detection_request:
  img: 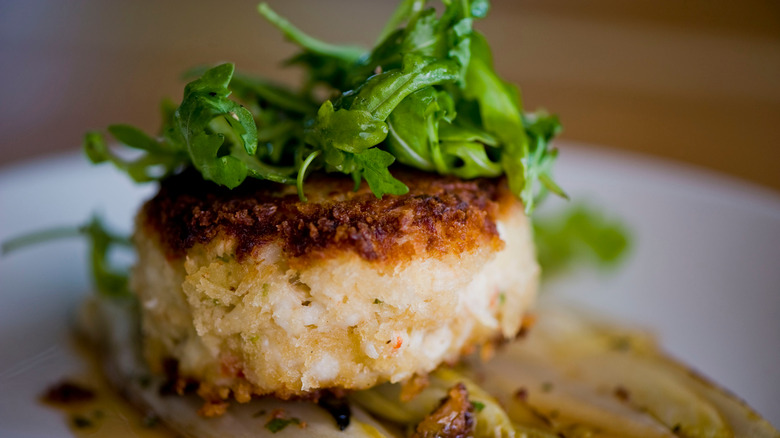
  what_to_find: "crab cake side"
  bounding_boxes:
[132,169,539,404]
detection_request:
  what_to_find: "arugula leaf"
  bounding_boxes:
[2,216,133,298]
[533,204,631,277]
[385,87,452,172]
[304,54,458,194]
[184,66,316,116]
[339,54,459,120]
[352,148,410,198]
[375,0,428,45]
[170,63,259,188]
[440,141,502,179]
[304,100,389,155]
[522,112,567,205]
[83,126,187,183]
[257,3,364,63]
[88,0,565,212]
[258,3,364,93]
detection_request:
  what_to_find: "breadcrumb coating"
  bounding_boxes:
[131,170,539,405]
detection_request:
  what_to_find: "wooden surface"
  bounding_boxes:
[0,0,778,191]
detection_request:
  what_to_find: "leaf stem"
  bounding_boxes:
[297,150,321,202]
[258,3,365,62]
[2,226,83,255]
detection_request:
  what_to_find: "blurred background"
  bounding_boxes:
[0,0,778,191]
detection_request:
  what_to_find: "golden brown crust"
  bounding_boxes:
[141,168,510,264]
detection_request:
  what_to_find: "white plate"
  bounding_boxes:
[0,144,778,435]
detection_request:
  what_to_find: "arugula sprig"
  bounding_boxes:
[86,0,564,212]
[533,204,631,277]
[2,216,133,298]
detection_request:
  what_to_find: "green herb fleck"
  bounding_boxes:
[138,375,152,388]
[611,336,633,352]
[141,413,160,428]
[71,414,93,429]
[373,299,383,304]
[265,417,301,433]
[472,400,486,412]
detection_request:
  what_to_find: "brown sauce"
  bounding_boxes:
[40,338,176,438]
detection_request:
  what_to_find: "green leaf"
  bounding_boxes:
[470,0,491,18]
[83,216,133,299]
[352,148,409,198]
[401,8,448,59]
[440,140,502,178]
[258,3,364,63]
[264,417,301,433]
[305,100,389,154]
[533,204,631,277]
[1,216,133,299]
[2,226,82,255]
[458,31,565,212]
[85,0,564,211]
[173,63,291,188]
[107,125,165,153]
[343,54,459,120]
[522,112,567,205]
[464,57,524,133]
[385,87,449,172]
[82,131,185,183]
[185,66,316,115]
[438,120,498,146]
[375,0,428,45]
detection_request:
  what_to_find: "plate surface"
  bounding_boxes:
[1,144,778,435]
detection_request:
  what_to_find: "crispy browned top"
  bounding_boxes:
[141,168,513,263]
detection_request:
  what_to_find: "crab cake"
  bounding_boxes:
[131,168,539,406]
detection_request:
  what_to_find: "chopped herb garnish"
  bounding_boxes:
[141,412,160,428]
[71,414,94,429]
[137,375,152,388]
[472,400,486,412]
[265,417,301,433]
[611,336,633,352]
[373,298,383,304]
[85,0,563,212]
